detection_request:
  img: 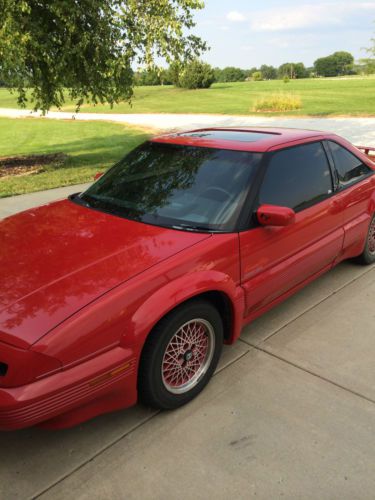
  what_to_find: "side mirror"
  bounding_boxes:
[93,172,104,181]
[257,204,296,227]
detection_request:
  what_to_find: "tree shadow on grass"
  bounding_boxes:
[36,132,151,171]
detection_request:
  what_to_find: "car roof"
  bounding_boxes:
[151,127,330,153]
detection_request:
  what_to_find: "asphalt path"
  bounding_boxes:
[1,107,375,145]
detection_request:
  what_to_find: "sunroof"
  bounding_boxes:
[179,130,278,143]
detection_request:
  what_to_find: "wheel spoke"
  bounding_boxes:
[161,318,215,394]
[368,218,375,254]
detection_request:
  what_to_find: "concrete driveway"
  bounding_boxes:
[1,189,375,500]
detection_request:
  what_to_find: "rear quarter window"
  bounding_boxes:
[328,141,372,188]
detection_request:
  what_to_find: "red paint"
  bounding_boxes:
[257,205,296,227]
[0,127,374,430]
[0,200,209,348]
[152,127,325,153]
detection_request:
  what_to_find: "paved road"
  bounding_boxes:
[1,189,375,499]
[1,107,375,145]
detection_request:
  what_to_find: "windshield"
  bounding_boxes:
[78,142,262,232]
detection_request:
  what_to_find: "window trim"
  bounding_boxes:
[322,141,340,192]
[326,140,374,191]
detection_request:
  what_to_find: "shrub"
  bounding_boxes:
[253,93,302,112]
[178,60,215,89]
[252,71,262,81]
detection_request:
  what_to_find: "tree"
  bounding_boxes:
[360,59,375,75]
[164,62,181,86]
[247,67,258,76]
[260,65,277,80]
[135,69,161,86]
[360,30,375,75]
[159,68,174,86]
[367,33,375,57]
[332,51,354,75]
[314,51,354,77]
[278,62,307,79]
[213,67,222,82]
[178,60,215,89]
[217,67,247,82]
[314,56,338,77]
[0,0,206,111]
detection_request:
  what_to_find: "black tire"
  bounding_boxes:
[356,214,375,265]
[138,300,223,410]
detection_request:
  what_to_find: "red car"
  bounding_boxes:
[0,128,374,430]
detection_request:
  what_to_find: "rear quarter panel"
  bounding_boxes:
[327,135,375,259]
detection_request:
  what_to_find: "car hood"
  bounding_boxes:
[0,199,210,348]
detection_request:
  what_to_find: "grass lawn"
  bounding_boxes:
[1,77,375,116]
[0,117,151,198]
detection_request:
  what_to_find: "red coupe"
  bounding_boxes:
[0,128,374,430]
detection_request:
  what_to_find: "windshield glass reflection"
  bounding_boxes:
[79,142,262,232]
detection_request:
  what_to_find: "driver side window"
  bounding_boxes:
[259,142,333,212]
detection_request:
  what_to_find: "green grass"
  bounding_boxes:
[1,76,375,116]
[0,118,151,198]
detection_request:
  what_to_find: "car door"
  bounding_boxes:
[326,140,375,258]
[239,141,345,318]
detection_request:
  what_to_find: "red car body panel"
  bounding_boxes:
[152,127,325,152]
[0,199,209,348]
[0,127,374,430]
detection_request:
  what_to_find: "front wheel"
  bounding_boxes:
[138,300,223,410]
[357,214,375,265]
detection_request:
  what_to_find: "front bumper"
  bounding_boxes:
[0,346,138,430]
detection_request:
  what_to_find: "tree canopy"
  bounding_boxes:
[278,62,307,79]
[0,0,206,111]
[260,65,277,80]
[314,51,354,77]
[178,60,215,89]
[366,29,375,57]
[361,30,375,74]
[216,67,247,83]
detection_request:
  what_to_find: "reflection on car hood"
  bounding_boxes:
[0,199,210,348]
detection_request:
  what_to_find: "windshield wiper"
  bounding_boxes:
[69,193,92,208]
[171,223,224,233]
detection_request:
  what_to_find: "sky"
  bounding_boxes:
[192,0,375,68]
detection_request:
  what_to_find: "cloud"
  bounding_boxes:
[267,33,318,51]
[268,38,291,49]
[250,2,375,32]
[227,11,246,22]
[240,45,254,52]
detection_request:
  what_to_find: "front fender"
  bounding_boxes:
[127,270,245,348]
[33,234,243,365]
